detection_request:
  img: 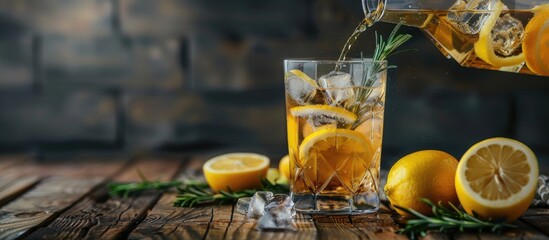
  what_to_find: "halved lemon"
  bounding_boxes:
[203,153,270,192]
[455,137,539,222]
[523,4,549,75]
[474,2,525,67]
[298,128,373,191]
[290,105,357,125]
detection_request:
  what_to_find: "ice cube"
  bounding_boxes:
[236,197,251,215]
[447,0,498,35]
[256,205,296,231]
[319,71,355,106]
[264,194,295,217]
[247,191,273,219]
[286,74,317,105]
[491,13,524,56]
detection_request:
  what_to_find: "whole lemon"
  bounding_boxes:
[278,155,291,180]
[384,150,459,217]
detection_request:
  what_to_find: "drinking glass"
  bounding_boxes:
[284,59,387,214]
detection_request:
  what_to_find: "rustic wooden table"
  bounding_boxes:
[0,154,547,240]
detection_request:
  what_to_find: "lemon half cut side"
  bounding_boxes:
[203,153,270,192]
[455,137,538,222]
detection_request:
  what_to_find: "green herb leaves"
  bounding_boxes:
[395,198,516,239]
[108,173,289,207]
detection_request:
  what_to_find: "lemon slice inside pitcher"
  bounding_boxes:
[474,1,525,67]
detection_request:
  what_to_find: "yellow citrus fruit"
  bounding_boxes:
[203,153,270,192]
[474,1,525,67]
[290,105,358,125]
[384,150,459,217]
[279,155,291,180]
[299,128,373,190]
[455,137,538,222]
[523,4,549,75]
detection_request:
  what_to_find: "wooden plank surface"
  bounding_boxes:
[0,159,127,240]
[26,156,185,240]
[0,154,547,240]
[129,157,234,240]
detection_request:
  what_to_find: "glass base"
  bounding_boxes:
[292,192,380,215]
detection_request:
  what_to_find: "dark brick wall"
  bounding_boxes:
[0,0,548,168]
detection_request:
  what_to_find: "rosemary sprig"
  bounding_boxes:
[395,198,516,240]
[347,24,412,128]
[108,170,290,207]
[108,169,201,198]
[173,178,290,207]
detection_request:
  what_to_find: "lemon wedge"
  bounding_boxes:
[523,4,549,75]
[455,137,538,222]
[474,1,525,67]
[203,153,270,192]
[290,105,357,125]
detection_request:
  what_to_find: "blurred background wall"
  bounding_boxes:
[0,0,547,170]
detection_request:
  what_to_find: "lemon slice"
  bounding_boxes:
[523,4,549,75]
[455,137,538,222]
[290,105,357,125]
[474,2,525,67]
[203,153,270,192]
[298,128,372,191]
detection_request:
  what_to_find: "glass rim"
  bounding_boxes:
[284,58,387,64]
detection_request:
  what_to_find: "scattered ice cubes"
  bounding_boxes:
[447,0,498,35]
[246,191,273,219]
[236,197,251,215]
[264,194,295,217]
[491,13,524,56]
[318,71,355,106]
[256,205,296,231]
[285,73,317,105]
[236,192,296,231]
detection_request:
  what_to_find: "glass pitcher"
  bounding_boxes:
[361,0,549,76]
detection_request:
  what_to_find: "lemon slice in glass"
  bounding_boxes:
[523,4,549,75]
[203,153,270,192]
[298,128,372,190]
[474,2,525,67]
[455,137,538,222]
[290,105,357,126]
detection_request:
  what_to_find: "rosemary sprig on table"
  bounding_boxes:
[395,198,516,240]
[174,178,289,207]
[107,169,202,198]
[108,172,289,207]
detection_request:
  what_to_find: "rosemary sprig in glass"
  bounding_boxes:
[394,198,516,240]
[347,24,412,128]
[108,172,289,207]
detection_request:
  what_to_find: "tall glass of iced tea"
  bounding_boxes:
[284,59,387,214]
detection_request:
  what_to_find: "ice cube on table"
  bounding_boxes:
[491,13,524,56]
[319,71,355,107]
[247,191,274,219]
[236,197,251,215]
[256,205,296,231]
[286,73,317,105]
[447,0,498,35]
[264,194,295,217]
